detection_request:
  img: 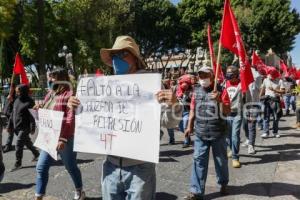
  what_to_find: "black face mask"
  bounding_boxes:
[225,73,237,80]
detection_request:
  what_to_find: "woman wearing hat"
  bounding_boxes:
[68,35,182,200]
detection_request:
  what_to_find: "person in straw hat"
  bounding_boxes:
[68,35,183,200]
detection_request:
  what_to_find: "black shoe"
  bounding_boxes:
[286,110,290,116]
[3,145,13,153]
[182,143,190,148]
[10,163,22,172]
[0,162,5,182]
[32,153,40,162]
[184,193,204,200]
[169,140,175,145]
[220,185,229,196]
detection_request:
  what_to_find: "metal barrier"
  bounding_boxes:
[0,88,47,111]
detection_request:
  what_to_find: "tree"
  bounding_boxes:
[0,0,17,81]
[178,0,300,66]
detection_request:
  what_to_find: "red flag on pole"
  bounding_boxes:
[13,53,29,85]
[280,60,288,77]
[252,51,268,76]
[220,0,253,92]
[207,24,224,82]
[288,66,297,79]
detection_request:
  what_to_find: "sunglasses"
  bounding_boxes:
[111,51,130,59]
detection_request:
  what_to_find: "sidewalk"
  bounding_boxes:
[0,114,300,199]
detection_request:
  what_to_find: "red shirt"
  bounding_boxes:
[190,87,230,111]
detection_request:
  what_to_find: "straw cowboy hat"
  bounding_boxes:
[100,35,147,69]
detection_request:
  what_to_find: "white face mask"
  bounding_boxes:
[199,78,211,88]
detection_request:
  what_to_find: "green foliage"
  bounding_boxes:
[0,0,299,80]
[0,0,17,39]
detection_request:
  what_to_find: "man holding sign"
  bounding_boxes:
[69,36,182,200]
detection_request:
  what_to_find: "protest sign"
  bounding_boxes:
[74,74,161,163]
[34,109,64,160]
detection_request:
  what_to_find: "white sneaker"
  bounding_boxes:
[241,139,249,147]
[261,133,268,138]
[269,133,275,137]
[248,145,256,154]
[73,190,85,200]
[275,134,280,138]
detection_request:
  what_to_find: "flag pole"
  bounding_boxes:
[8,72,15,99]
[214,42,222,91]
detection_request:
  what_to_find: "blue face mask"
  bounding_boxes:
[112,56,130,75]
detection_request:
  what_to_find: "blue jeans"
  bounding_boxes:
[284,95,296,112]
[263,101,279,134]
[244,120,257,146]
[190,135,229,196]
[102,160,156,200]
[179,111,190,144]
[226,113,242,160]
[35,138,83,196]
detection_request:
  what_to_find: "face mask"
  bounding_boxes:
[225,73,234,80]
[48,81,53,89]
[199,78,211,88]
[112,56,130,75]
[226,73,239,80]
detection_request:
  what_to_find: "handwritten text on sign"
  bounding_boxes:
[74,74,161,163]
[34,109,64,160]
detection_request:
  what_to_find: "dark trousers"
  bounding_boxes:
[296,108,300,123]
[5,131,14,147]
[0,121,3,163]
[15,130,39,165]
[0,122,4,182]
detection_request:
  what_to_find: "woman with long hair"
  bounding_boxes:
[35,67,85,200]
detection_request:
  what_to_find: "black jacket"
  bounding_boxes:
[8,85,35,133]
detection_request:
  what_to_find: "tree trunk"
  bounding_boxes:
[37,0,47,88]
[0,38,3,86]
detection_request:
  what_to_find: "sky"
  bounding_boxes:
[291,0,300,67]
[171,0,300,67]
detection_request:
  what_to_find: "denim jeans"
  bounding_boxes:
[190,135,228,196]
[35,138,83,196]
[226,113,242,160]
[179,111,190,144]
[244,120,257,146]
[102,160,156,200]
[284,95,296,112]
[263,101,279,134]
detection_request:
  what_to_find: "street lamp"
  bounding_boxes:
[58,45,74,75]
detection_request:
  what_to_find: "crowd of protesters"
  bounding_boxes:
[0,35,299,200]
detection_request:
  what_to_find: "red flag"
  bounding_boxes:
[252,51,268,76]
[207,24,224,82]
[295,69,300,80]
[220,0,253,92]
[95,68,103,77]
[288,66,297,79]
[13,53,29,85]
[280,60,288,77]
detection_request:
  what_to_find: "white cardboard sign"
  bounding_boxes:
[74,74,161,163]
[34,109,64,160]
